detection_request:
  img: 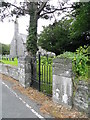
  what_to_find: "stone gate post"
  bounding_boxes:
[18,55,32,88]
[52,58,73,108]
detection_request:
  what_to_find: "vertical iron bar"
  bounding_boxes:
[41,64,43,92]
[43,65,45,92]
[47,54,48,63]
[47,54,49,93]
[47,65,48,84]
[46,65,48,95]
[38,52,41,91]
[49,65,51,93]
[42,65,43,82]
[44,65,45,83]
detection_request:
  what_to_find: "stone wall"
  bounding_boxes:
[74,81,89,116]
[0,55,36,88]
[0,63,19,80]
[52,57,89,116]
[52,58,73,108]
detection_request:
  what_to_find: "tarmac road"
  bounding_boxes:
[0,79,47,119]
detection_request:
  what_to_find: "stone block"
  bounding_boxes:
[18,55,33,88]
[53,75,73,108]
[74,81,88,114]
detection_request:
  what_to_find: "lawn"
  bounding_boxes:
[0,58,18,66]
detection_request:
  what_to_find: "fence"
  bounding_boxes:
[31,53,53,96]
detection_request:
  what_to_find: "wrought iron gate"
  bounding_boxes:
[31,53,52,96]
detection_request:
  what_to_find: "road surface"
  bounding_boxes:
[0,79,49,119]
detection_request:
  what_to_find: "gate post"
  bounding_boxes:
[52,58,73,108]
[18,55,32,88]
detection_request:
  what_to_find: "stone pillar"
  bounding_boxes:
[52,58,73,108]
[30,57,37,86]
[18,55,32,88]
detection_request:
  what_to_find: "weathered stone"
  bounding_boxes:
[18,56,32,88]
[10,18,28,58]
[0,63,19,80]
[52,58,73,108]
[74,81,89,114]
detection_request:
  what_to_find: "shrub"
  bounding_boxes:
[37,56,53,65]
[57,46,88,79]
[72,46,88,77]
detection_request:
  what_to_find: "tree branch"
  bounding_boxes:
[40,6,73,17]
[37,2,47,15]
[2,2,29,14]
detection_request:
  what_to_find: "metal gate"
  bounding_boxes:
[31,53,53,96]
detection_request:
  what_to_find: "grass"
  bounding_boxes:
[0,58,18,66]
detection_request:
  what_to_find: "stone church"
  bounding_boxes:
[10,18,27,58]
[10,17,55,58]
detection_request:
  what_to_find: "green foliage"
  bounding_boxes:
[57,46,88,80]
[57,52,74,59]
[0,43,10,55]
[26,10,38,56]
[38,19,72,55]
[26,34,37,55]
[37,56,53,65]
[72,46,88,77]
[70,3,90,39]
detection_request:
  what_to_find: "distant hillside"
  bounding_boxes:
[0,43,10,55]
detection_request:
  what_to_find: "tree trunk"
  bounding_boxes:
[27,2,38,56]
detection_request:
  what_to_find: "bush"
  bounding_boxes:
[57,46,88,80]
[0,43,10,55]
[37,56,53,65]
[72,46,88,77]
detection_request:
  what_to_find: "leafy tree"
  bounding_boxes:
[38,2,90,55]
[0,0,74,56]
[38,19,72,55]
[0,43,10,55]
[70,3,90,47]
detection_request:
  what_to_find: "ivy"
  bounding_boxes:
[26,34,37,55]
